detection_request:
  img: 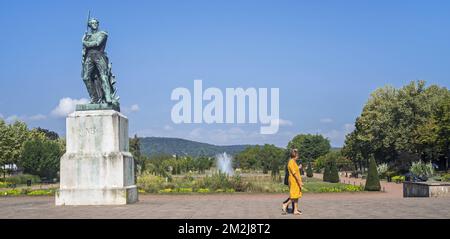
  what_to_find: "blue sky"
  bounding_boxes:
[1,0,449,147]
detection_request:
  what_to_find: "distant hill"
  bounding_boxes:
[139,137,253,157]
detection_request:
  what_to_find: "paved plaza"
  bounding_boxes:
[0,192,449,219]
[1,174,449,219]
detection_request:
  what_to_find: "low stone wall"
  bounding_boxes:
[403,182,450,197]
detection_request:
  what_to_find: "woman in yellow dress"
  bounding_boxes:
[282,148,303,215]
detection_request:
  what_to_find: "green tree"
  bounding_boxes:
[0,120,46,181]
[434,93,450,170]
[20,138,63,180]
[315,150,348,172]
[8,121,30,166]
[0,119,12,181]
[343,81,450,172]
[234,146,261,170]
[259,144,285,178]
[233,144,284,178]
[146,154,172,178]
[287,134,331,162]
[35,127,59,140]
[196,155,212,173]
[130,134,148,177]
[365,157,381,191]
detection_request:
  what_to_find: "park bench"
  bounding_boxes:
[40,178,56,184]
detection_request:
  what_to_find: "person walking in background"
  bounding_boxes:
[282,148,303,215]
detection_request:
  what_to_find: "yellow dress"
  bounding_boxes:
[288,159,302,199]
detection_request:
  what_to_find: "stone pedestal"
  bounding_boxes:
[403,181,450,197]
[55,110,138,205]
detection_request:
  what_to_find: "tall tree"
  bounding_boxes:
[434,93,450,169]
[0,119,12,181]
[343,80,450,172]
[130,134,145,175]
[35,127,59,140]
[287,134,331,163]
[20,138,63,180]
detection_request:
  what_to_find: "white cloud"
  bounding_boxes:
[51,97,89,117]
[121,104,140,114]
[189,128,203,138]
[5,115,20,123]
[2,114,46,123]
[344,123,355,132]
[135,125,294,147]
[320,118,333,123]
[130,104,140,112]
[278,119,293,126]
[163,125,173,131]
[29,114,47,121]
[270,118,293,127]
[323,123,355,147]
[187,127,265,145]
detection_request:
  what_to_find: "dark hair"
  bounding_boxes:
[290,148,298,159]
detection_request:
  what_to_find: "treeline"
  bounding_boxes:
[0,120,64,181]
[139,137,251,157]
[133,134,336,179]
[234,134,334,177]
[233,144,285,177]
[343,80,450,173]
[130,135,214,178]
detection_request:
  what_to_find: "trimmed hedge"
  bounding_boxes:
[365,157,381,191]
[306,162,314,178]
[328,160,340,183]
[323,160,339,183]
[323,162,330,182]
[5,174,40,185]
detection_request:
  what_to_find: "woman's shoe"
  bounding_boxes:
[294,210,302,215]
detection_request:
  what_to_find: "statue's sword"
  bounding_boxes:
[86,10,91,34]
[82,10,91,64]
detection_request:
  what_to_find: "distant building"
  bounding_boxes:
[1,164,18,171]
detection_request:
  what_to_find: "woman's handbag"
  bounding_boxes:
[284,164,289,185]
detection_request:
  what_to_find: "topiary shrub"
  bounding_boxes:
[365,157,381,191]
[306,162,314,178]
[328,160,340,183]
[323,162,330,182]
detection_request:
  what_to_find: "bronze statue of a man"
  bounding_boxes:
[81,18,119,109]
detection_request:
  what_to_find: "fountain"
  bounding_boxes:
[216,152,234,176]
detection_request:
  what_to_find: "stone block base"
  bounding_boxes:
[55,110,138,205]
[56,186,138,205]
[403,182,450,197]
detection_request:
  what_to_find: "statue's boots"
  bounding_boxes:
[83,79,100,104]
[100,75,113,104]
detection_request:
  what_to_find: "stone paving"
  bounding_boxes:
[313,172,404,197]
[1,174,448,219]
[0,192,449,219]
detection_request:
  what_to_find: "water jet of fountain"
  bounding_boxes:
[216,152,234,176]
